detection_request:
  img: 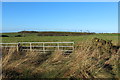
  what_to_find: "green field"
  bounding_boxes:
[1,32,119,45]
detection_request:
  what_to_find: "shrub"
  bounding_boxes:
[15,35,22,37]
[0,35,9,37]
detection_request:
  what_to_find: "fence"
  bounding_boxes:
[0,42,74,53]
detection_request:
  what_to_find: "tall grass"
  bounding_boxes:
[2,40,120,79]
[0,62,1,80]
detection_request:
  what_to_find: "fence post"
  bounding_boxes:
[43,42,45,53]
[73,42,74,51]
[30,43,32,51]
[57,43,59,50]
[17,43,18,52]
[17,42,21,52]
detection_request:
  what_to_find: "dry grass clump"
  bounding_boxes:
[2,38,120,79]
[2,48,52,79]
[0,62,1,80]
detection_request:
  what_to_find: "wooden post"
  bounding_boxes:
[17,43,18,52]
[17,42,20,52]
[57,43,59,50]
[30,43,32,51]
[73,42,74,51]
[43,43,45,53]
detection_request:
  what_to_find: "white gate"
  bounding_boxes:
[0,42,74,53]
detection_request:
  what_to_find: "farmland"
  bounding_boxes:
[1,31,120,79]
[1,32,119,45]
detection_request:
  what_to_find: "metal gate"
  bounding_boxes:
[0,42,74,53]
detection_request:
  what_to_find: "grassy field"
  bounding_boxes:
[1,32,120,79]
[1,32,119,45]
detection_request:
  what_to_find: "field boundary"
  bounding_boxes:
[0,42,74,53]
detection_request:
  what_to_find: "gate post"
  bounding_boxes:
[57,43,59,50]
[30,43,32,51]
[73,42,74,51]
[43,42,45,53]
[17,43,19,52]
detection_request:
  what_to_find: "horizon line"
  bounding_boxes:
[0,30,119,33]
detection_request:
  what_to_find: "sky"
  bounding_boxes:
[2,2,118,33]
[2,0,120,2]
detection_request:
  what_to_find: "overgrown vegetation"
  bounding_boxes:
[2,38,120,79]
